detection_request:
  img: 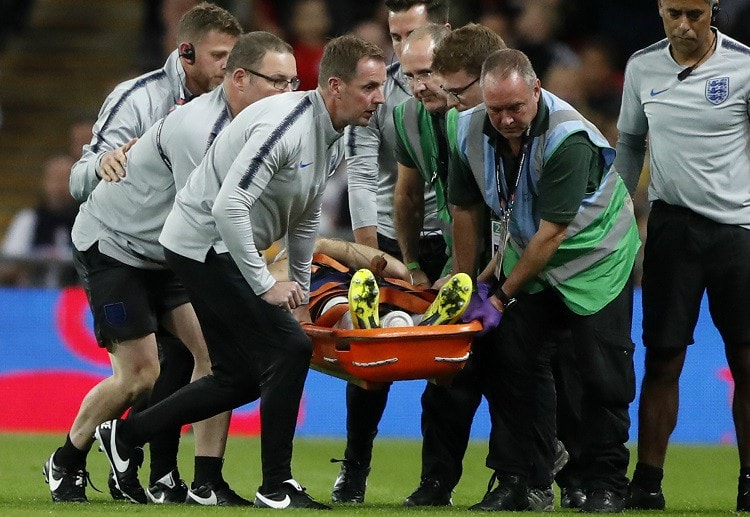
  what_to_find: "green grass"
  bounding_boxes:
[0,432,740,515]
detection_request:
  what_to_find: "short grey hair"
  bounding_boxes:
[481,48,537,90]
[403,23,450,49]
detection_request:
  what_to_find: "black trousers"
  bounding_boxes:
[125,249,312,489]
[422,320,581,488]
[419,348,482,490]
[342,233,449,469]
[482,282,635,495]
[140,332,193,482]
[553,331,587,491]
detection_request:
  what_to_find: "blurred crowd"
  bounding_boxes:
[1,0,749,287]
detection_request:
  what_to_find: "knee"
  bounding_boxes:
[287,333,313,363]
[643,347,685,384]
[117,361,160,401]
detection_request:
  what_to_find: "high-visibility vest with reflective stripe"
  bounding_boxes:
[393,98,453,276]
[451,89,640,315]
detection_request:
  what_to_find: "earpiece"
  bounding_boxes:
[179,43,195,64]
[711,1,720,22]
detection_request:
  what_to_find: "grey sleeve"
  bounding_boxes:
[345,121,380,230]
[213,129,281,296]
[70,150,103,202]
[613,132,648,196]
[286,195,322,304]
[69,90,145,201]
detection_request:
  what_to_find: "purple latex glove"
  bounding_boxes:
[461,282,503,334]
[461,282,490,320]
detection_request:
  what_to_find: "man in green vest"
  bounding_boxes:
[395,23,558,509]
[393,23,452,286]
[448,49,639,513]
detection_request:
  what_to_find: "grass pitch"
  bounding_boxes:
[0,432,740,515]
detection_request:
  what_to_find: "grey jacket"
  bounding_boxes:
[160,89,344,302]
[72,86,231,269]
[70,50,191,201]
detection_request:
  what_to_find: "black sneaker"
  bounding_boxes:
[528,485,554,511]
[468,472,529,511]
[581,488,625,513]
[624,482,665,510]
[331,460,370,503]
[186,480,252,506]
[561,486,587,509]
[738,473,750,512]
[552,439,570,476]
[108,469,126,501]
[403,478,453,507]
[43,452,89,502]
[254,479,331,510]
[146,469,188,504]
[94,419,147,504]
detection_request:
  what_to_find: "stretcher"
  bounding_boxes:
[303,253,482,389]
[305,321,482,390]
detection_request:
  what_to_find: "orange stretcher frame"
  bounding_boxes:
[305,321,482,390]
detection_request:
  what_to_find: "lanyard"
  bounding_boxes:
[492,129,531,279]
[494,128,531,220]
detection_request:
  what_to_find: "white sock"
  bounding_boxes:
[381,310,413,328]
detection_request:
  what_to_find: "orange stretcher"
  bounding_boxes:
[305,321,482,390]
[303,254,482,390]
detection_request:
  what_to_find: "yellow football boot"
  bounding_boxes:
[419,273,473,326]
[348,269,380,329]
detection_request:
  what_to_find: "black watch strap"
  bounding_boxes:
[495,285,518,310]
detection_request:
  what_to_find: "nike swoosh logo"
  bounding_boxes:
[109,421,130,473]
[255,492,291,509]
[650,87,669,96]
[188,490,218,505]
[300,162,313,168]
[48,466,64,492]
[149,491,166,504]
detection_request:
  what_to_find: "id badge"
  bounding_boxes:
[492,216,510,279]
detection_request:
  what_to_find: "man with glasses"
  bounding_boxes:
[242,68,301,91]
[393,22,519,508]
[43,3,242,505]
[44,32,298,506]
[332,0,450,505]
[394,24,452,285]
[435,25,486,113]
[93,35,386,510]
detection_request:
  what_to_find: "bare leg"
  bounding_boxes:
[636,347,687,468]
[69,337,160,451]
[726,344,750,467]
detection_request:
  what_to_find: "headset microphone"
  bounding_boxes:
[677,66,694,81]
[676,30,717,81]
[711,1,720,22]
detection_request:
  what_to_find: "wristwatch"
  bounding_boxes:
[495,286,518,311]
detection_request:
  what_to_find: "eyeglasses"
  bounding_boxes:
[440,76,480,102]
[243,68,301,91]
[404,71,433,85]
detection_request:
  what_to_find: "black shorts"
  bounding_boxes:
[73,244,190,347]
[377,232,448,284]
[642,201,750,349]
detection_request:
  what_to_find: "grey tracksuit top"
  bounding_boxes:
[160,89,344,302]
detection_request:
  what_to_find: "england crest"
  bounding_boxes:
[705,77,729,105]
